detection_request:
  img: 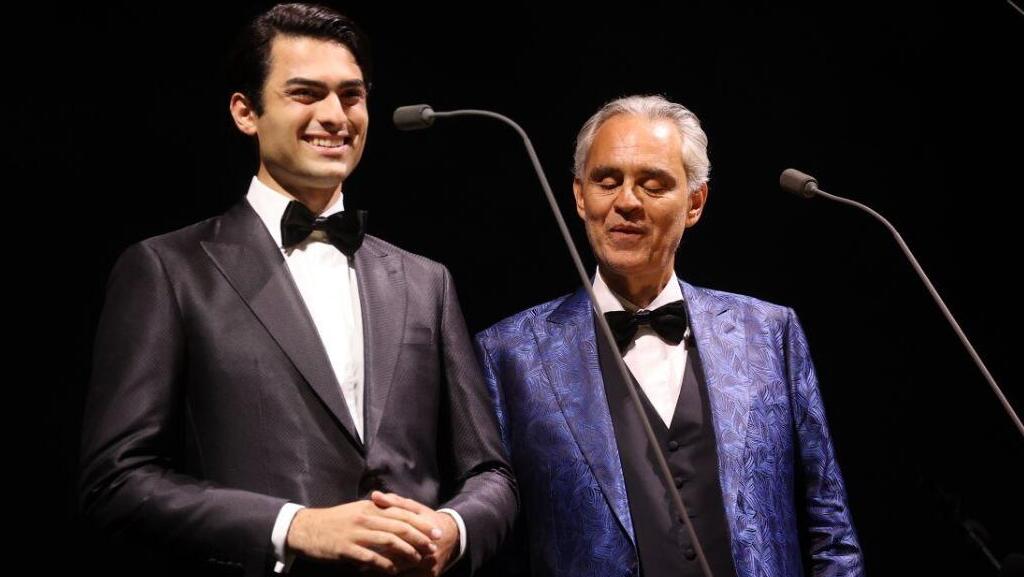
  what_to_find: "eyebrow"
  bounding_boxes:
[588,166,622,180]
[283,78,367,91]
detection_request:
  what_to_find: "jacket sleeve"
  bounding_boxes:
[435,267,518,575]
[79,242,286,574]
[784,307,865,577]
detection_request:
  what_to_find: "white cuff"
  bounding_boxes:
[436,508,467,570]
[271,503,305,573]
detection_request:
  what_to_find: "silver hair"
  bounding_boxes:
[572,95,710,193]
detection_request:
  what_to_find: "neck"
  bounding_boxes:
[257,167,341,215]
[600,266,674,309]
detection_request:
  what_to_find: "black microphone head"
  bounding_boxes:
[780,168,819,198]
[1001,553,1024,577]
[393,104,435,131]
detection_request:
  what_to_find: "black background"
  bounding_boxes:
[15,1,1023,575]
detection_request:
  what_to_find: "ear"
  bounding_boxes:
[229,92,259,137]
[573,177,586,220]
[685,182,708,227]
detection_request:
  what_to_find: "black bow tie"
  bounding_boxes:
[280,201,366,256]
[604,300,688,352]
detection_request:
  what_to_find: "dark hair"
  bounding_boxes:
[227,3,372,114]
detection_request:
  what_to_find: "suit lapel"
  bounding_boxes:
[355,238,406,448]
[533,288,636,545]
[682,281,752,534]
[201,200,363,450]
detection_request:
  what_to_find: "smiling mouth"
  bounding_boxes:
[302,135,353,152]
[609,225,644,236]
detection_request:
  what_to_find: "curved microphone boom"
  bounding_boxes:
[780,168,1024,440]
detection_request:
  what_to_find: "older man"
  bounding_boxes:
[475,95,863,577]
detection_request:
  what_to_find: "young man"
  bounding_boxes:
[80,5,515,576]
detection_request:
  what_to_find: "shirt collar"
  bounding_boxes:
[593,268,683,314]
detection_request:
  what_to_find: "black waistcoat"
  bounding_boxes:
[596,321,737,577]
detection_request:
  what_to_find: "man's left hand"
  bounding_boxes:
[370,491,460,576]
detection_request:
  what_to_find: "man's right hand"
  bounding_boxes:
[285,500,444,574]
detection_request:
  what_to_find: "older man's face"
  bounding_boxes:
[573,114,706,284]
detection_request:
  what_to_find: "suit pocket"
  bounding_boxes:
[403,324,434,345]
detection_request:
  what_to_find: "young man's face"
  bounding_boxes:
[242,35,369,195]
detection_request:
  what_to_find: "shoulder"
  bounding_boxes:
[476,292,577,346]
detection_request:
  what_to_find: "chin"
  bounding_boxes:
[599,256,648,277]
[308,165,351,182]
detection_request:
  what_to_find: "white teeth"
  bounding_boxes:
[309,138,343,148]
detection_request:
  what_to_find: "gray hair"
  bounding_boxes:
[572,95,710,193]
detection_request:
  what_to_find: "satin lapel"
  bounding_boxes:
[533,288,636,544]
[202,200,362,449]
[682,281,753,534]
[355,238,406,448]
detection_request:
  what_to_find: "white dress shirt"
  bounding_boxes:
[593,269,689,427]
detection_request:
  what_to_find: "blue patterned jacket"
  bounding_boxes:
[474,281,864,577]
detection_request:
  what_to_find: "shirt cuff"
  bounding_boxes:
[272,503,305,573]
[436,508,467,569]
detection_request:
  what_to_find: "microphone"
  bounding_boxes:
[779,168,820,198]
[1000,553,1024,577]
[397,104,718,577]
[779,169,1024,440]
[393,104,435,131]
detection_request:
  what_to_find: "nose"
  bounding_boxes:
[316,93,349,132]
[612,181,643,216]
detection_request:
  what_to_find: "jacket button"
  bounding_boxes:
[674,476,685,488]
[684,547,696,561]
[668,440,680,451]
[360,473,386,494]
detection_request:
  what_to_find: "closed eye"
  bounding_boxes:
[589,166,622,190]
[638,170,677,193]
[642,179,666,193]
